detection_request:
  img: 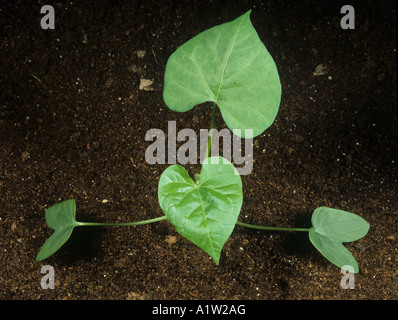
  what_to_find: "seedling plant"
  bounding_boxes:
[36,11,369,273]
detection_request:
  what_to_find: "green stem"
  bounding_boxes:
[236,221,310,232]
[76,215,309,233]
[205,102,217,160]
[76,215,167,227]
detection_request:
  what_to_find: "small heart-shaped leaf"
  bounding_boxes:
[309,207,370,273]
[163,10,281,138]
[36,199,78,261]
[158,156,243,264]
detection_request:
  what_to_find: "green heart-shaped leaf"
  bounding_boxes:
[158,156,243,264]
[163,10,281,139]
[309,207,370,273]
[36,199,79,261]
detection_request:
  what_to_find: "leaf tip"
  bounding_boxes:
[35,249,47,262]
[212,255,220,266]
[35,255,44,262]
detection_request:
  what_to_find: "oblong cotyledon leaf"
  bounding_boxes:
[158,156,243,264]
[309,228,360,273]
[309,207,370,273]
[36,199,79,261]
[311,207,370,243]
[163,10,281,139]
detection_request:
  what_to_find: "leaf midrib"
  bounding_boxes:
[195,185,217,257]
[213,14,246,102]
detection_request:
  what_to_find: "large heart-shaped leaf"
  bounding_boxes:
[36,199,79,261]
[163,10,281,139]
[309,207,370,273]
[158,156,243,264]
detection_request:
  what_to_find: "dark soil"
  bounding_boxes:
[0,0,396,300]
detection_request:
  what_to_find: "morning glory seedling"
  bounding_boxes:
[36,11,369,273]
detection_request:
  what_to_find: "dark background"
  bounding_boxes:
[0,0,396,299]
